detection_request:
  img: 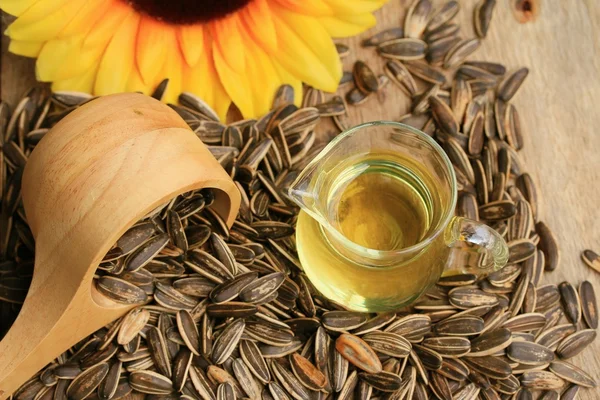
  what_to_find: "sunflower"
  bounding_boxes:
[1,0,387,119]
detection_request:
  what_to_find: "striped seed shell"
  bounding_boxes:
[507,341,554,365]
[362,331,412,358]
[358,371,402,392]
[66,363,109,400]
[558,282,581,324]
[469,328,512,357]
[289,353,326,390]
[579,280,598,329]
[556,329,597,359]
[520,371,564,390]
[549,361,596,388]
[212,318,246,364]
[128,370,173,395]
[240,339,271,384]
[422,336,471,357]
[335,333,382,373]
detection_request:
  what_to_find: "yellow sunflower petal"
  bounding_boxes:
[0,0,39,17]
[136,17,174,85]
[51,64,99,93]
[241,0,277,53]
[323,0,387,14]
[212,39,254,117]
[6,0,86,41]
[125,62,152,95]
[158,42,183,104]
[84,1,131,48]
[272,0,334,16]
[319,13,377,37]
[59,0,111,38]
[178,24,204,67]
[242,38,282,117]
[269,5,341,92]
[36,35,84,81]
[37,3,131,82]
[211,13,245,72]
[94,11,140,95]
[271,59,303,108]
[182,36,231,121]
[8,39,43,57]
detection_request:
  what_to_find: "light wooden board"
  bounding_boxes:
[2,0,600,397]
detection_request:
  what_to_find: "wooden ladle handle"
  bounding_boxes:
[0,93,240,397]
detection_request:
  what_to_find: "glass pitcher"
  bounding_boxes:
[288,121,509,312]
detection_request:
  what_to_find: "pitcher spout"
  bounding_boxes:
[288,161,322,221]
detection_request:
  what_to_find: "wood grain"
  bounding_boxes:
[1,0,599,397]
[0,93,241,398]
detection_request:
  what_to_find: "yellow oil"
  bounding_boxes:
[296,152,452,312]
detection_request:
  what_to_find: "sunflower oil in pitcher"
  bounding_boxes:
[294,152,452,311]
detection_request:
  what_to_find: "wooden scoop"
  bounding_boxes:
[0,93,240,397]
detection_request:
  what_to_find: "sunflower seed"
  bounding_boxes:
[346,88,369,105]
[335,333,382,373]
[469,328,512,357]
[271,360,310,400]
[129,370,173,395]
[444,38,481,69]
[146,326,172,377]
[536,285,560,311]
[435,315,484,336]
[322,311,368,332]
[362,331,412,358]
[240,272,285,303]
[289,353,326,390]
[337,370,358,400]
[427,1,459,32]
[478,200,516,221]
[507,341,554,365]
[449,287,498,309]
[430,96,458,135]
[359,371,401,392]
[556,282,581,325]
[561,384,581,400]
[535,221,559,271]
[405,61,446,85]
[362,28,405,47]
[172,349,193,392]
[385,314,432,339]
[232,358,261,399]
[356,380,372,400]
[549,361,596,388]
[463,356,511,379]
[353,61,379,93]
[216,383,236,400]
[556,329,597,359]
[474,0,496,38]
[207,366,242,398]
[378,39,427,60]
[404,0,432,38]
[582,249,600,273]
[176,310,201,356]
[66,363,109,400]
[498,68,529,101]
[520,371,564,390]
[429,372,452,400]
[212,318,245,364]
[96,276,148,305]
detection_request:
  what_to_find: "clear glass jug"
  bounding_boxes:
[288,121,509,312]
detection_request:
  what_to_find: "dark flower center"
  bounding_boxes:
[123,0,253,25]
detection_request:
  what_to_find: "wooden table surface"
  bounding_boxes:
[2,0,599,397]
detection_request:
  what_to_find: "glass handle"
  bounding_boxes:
[443,216,509,277]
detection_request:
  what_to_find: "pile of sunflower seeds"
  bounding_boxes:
[0,0,598,399]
